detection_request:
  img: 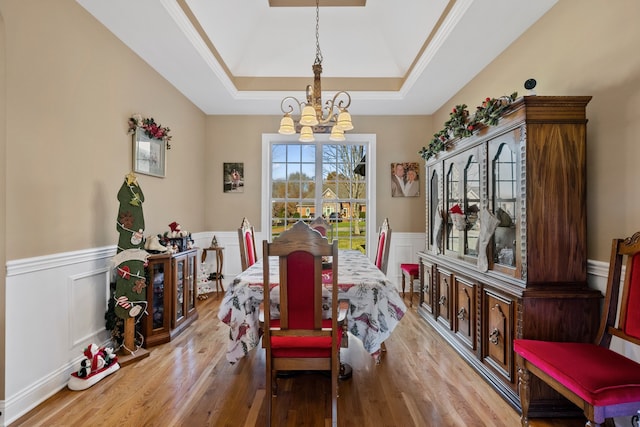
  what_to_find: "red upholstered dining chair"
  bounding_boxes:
[400,263,419,307]
[372,218,392,354]
[237,217,258,271]
[514,232,640,427]
[262,221,342,427]
[374,218,392,274]
[310,215,331,239]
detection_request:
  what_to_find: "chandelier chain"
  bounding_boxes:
[314,0,323,66]
[277,0,353,140]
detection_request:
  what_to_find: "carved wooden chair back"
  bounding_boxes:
[237,217,258,271]
[374,218,392,274]
[262,220,340,426]
[310,215,331,239]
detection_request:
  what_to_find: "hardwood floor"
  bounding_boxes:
[11,294,589,427]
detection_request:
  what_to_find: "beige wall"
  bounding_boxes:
[0,6,6,401]
[1,1,637,260]
[2,0,430,265]
[205,115,432,233]
[1,0,207,260]
[432,0,640,262]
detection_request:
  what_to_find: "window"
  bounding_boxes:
[262,134,376,253]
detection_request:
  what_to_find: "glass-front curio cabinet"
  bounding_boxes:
[142,249,198,347]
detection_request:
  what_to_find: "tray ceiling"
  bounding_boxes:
[76,0,558,115]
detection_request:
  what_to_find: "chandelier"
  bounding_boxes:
[277,0,353,142]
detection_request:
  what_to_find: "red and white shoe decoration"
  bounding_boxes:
[68,343,120,391]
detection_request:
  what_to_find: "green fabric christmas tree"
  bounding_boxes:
[113,172,149,319]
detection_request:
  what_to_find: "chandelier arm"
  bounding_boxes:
[332,91,352,110]
[280,96,305,115]
[314,91,352,125]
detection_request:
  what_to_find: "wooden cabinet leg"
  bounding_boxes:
[517,364,531,427]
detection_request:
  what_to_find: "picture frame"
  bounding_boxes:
[391,162,420,197]
[223,162,244,193]
[133,128,166,178]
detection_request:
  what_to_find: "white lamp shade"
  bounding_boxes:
[299,126,315,142]
[336,110,353,131]
[329,126,345,141]
[300,104,319,126]
[278,115,295,135]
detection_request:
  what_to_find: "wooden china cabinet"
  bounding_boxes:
[141,249,198,347]
[417,96,602,417]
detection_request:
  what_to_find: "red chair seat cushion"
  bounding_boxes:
[400,263,419,276]
[269,319,342,358]
[514,339,640,406]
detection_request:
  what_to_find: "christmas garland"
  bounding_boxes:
[419,92,518,161]
[128,113,173,149]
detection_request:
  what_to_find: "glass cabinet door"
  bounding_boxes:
[151,262,166,330]
[429,168,440,251]
[445,161,461,254]
[489,135,518,270]
[463,155,481,258]
[142,254,173,348]
[187,254,196,312]
[175,258,185,322]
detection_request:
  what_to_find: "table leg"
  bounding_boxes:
[216,249,225,294]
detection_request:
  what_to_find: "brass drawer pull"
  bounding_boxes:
[489,328,500,345]
[438,295,446,305]
[457,308,466,320]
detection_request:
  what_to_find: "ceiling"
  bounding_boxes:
[76,0,558,116]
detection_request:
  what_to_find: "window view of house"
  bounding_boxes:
[270,142,367,250]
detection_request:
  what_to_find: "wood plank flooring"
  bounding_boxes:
[11,294,589,427]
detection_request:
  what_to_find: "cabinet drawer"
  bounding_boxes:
[483,289,514,382]
[454,276,476,350]
[436,268,452,328]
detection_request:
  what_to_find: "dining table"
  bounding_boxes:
[218,249,407,364]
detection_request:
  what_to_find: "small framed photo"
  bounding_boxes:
[224,162,244,193]
[391,162,420,197]
[132,128,166,178]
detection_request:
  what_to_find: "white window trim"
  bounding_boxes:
[261,133,377,260]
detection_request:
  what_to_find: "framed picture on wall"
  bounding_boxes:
[224,162,244,193]
[132,128,166,178]
[391,162,419,197]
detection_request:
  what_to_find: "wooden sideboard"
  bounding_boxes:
[417,96,602,416]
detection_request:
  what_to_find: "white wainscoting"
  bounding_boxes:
[4,246,115,425]
[2,232,637,427]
